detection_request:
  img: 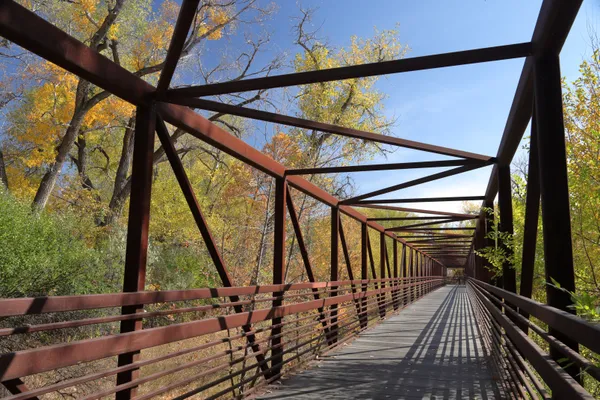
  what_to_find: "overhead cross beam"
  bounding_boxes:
[286,159,483,174]
[368,216,476,221]
[383,218,466,230]
[389,227,476,232]
[356,195,485,204]
[156,0,200,93]
[407,238,473,243]
[164,42,532,97]
[352,204,478,218]
[342,161,493,204]
[165,98,493,161]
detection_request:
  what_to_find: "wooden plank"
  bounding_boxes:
[257,286,503,399]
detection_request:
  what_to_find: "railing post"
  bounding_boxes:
[421,254,429,294]
[330,206,340,344]
[427,257,431,293]
[393,240,399,310]
[533,51,579,378]
[415,251,419,298]
[417,252,422,299]
[116,104,156,400]
[379,232,387,317]
[401,244,407,307]
[360,222,368,329]
[409,248,414,303]
[271,177,287,376]
[421,254,425,295]
[498,164,516,293]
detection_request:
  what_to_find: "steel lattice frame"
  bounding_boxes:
[0,0,589,398]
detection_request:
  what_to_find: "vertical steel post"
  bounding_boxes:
[533,52,579,377]
[483,198,498,286]
[422,255,426,293]
[473,228,481,280]
[415,251,419,298]
[409,248,414,303]
[498,164,516,293]
[401,244,407,307]
[520,111,540,307]
[427,257,431,293]
[379,232,386,317]
[360,222,368,329]
[330,206,340,343]
[417,252,422,299]
[393,240,399,310]
[116,104,156,400]
[270,177,287,375]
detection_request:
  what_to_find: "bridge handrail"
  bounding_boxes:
[468,278,599,399]
[0,277,444,399]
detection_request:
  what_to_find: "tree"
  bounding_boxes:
[1,0,273,212]
[563,48,600,299]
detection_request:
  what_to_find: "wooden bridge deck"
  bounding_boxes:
[256,285,503,400]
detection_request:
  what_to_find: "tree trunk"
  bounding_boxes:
[99,115,136,226]
[0,148,8,191]
[32,105,89,210]
[76,135,97,191]
[250,179,273,286]
[30,0,126,211]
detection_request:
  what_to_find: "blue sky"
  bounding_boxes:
[240,0,598,213]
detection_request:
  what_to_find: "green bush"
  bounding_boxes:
[0,190,105,297]
[147,243,219,291]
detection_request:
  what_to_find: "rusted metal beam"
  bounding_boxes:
[534,50,579,378]
[393,240,399,310]
[330,206,340,343]
[390,227,476,232]
[475,0,583,265]
[168,98,493,161]
[156,0,200,93]
[401,236,473,241]
[116,104,156,399]
[154,117,271,376]
[286,186,332,338]
[369,216,476,221]
[287,159,484,175]
[384,219,460,230]
[380,232,387,317]
[360,223,368,328]
[0,0,153,105]
[353,204,479,219]
[366,233,385,318]
[356,195,485,204]
[342,162,491,204]
[286,188,312,281]
[470,280,594,399]
[339,219,363,320]
[271,178,287,374]
[2,378,39,399]
[519,112,539,308]
[0,279,443,382]
[165,42,532,97]
[414,245,471,249]
[498,165,516,293]
[426,250,471,253]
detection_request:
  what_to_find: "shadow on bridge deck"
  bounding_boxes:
[256,285,503,400]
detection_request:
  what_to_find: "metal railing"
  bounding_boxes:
[0,277,443,399]
[467,278,600,399]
